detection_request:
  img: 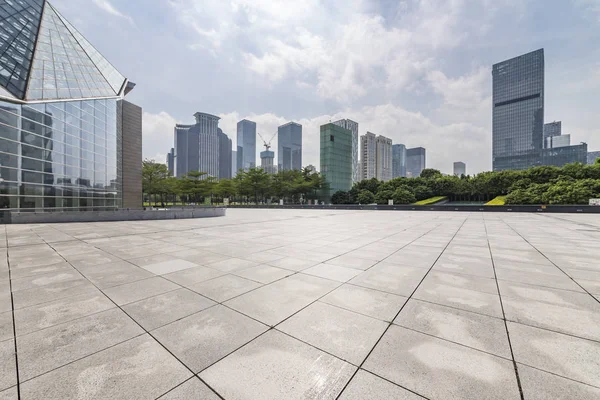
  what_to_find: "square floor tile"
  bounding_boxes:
[79,261,155,289]
[325,255,378,271]
[321,284,407,321]
[12,279,98,310]
[363,325,520,400]
[206,258,258,273]
[162,266,226,286]
[234,264,294,284]
[103,277,180,306]
[278,301,387,365]
[339,369,423,400]
[302,263,362,282]
[158,377,221,399]
[188,275,262,302]
[0,340,15,391]
[349,264,428,296]
[267,257,319,271]
[141,259,198,275]
[200,330,356,400]
[152,305,267,372]
[518,363,600,400]
[0,312,13,342]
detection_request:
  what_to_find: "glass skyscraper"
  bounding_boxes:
[406,147,426,178]
[492,49,545,171]
[0,0,141,212]
[277,122,302,171]
[174,112,220,178]
[237,119,256,171]
[320,123,352,200]
[332,119,359,183]
[392,144,406,178]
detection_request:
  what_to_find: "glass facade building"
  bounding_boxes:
[277,122,302,171]
[406,147,426,178]
[0,0,139,212]
[588,151,600,165]
[218,128,232,180]
[453,161,466,176]
[492,49,545,171]
[173,112,220,178]
[320,123,352,200]
[237,119,256,171]
[392,144,406,178]
[332,119,359,183]
[543,121,561,141]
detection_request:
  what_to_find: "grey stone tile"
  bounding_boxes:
[302,263,363,282]
[7,262,73,280]
[243,251,286,264]
[206,257,258,272]
[321,284,407,321]
[103,277,180,306]
[394,299,511,358]
[152,305,267,372]
[363,325,520,400]
[339,369,423,400]
[325,255,378,271]
[421,270,499,295]
[234,264,294,284]
[78,261,154,289]
[141,259,198,275]
[12,278,97,310]
[200,330,355,400]
[158,377,221,399]
[173,249,231,265]
[349,264,428,296]
[14,291,114,336]
[10,270,82,292]
[0,387,16,400]
[127,253,176,267]
[496,268,584,292]
[123,288,215,331]
[162,265,226,286]
[0,312,12,342]
[278,301,387,365]
[0,340,15,391]
[508,322,600,387]
[17,308,143,381]
[434,254,495,278]
[19,334,191,400]
[518,363,600,400]
[499,281,600,341]
[225,274,340,326]
[267,256,320,271]
[188,275,262,302]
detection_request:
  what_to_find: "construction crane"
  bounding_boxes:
[257,131,277,152]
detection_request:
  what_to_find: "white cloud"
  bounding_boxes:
[142,111,177,163]
[93,0,134,24]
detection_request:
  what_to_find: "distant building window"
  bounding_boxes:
[330,135,334,142]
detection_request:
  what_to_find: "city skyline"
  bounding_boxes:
[57,1,600,175]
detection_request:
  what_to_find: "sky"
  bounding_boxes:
[51,0,600,175]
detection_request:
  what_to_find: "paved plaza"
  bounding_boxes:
[1,209,599,399]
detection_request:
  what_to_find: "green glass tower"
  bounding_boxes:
[320,123,353,201]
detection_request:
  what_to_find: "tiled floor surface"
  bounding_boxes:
[1,209,599,399]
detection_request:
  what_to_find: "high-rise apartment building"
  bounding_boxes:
[392,144,407,178]
[0,0,142,211]
[277,122,302,171]
[167,148,175,176]
[237,119,256,171]
[320,123,352,200]
[453,162,466,176]
[174,113,220,178]
[588,151,600,165]
[406,147,426,177]
[360,132,377,180]
[375,135,393,182]
[544,121,561,140]
[332,119,359,183]
[492,49,545,171]
[218,128,232,179]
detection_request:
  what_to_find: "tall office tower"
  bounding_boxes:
[332,119,359,183]
[544,121,561,140]
[453,162,466,176]
[492,49,545,171]
[375,135,393,182]
[320,123,353,200]
[392,144,407,178]
[278,122,302,171]
[232,151,237,176]
[361,132,377,180]
[545,134,570,149]
[0,0,141,212]
[260,150,276,174]
[406,147,426,177]
[174,113,220,178]
[588,151,600,165]
[218,128,232,179]
[167,148,175,175]
[237,119,256,171]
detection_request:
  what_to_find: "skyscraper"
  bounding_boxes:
[544,134,570,149]
[277,122,302,171]
[320,123,352,200]
[453,162,466,176]
[544,121,561,140]
[332,119,359,183]
[0,0,141,211]
[492,49,545,171]
[588,151,600,165]
[375,135,393,182]
[232,150,237,176]
[218,128,232,179]
[174,112,220,178]
[260,150,276,174]
[167,148,175,175]
[361,132,377,180]
[237,119,256,171]
[392,144,407,178]
[406,147,426,177]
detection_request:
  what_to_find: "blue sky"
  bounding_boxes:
[52,0,600,174]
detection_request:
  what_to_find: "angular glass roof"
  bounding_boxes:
[0,0,127,102]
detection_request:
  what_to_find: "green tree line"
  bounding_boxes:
[142,160,328,206]
[331,160,600,205]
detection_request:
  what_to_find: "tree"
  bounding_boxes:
[413,185,433,201]
[393,188,416,204]
[374,190,394,205]
[420,168,443,180]
[142,160,170,205]
[596,158,600,165]
[357,190,375,204]
[331,191,350,204]
[243,168,271,204]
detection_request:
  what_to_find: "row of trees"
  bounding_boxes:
[142,160,328,205]
[331,160,600,205]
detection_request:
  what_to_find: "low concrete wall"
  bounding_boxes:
[3,207,226,224]
[227,204,600,213]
